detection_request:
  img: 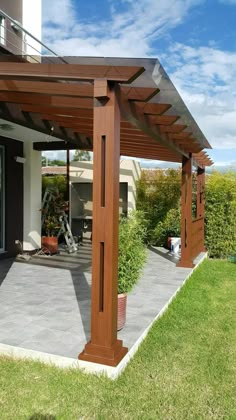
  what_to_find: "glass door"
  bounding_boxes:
[0,146,5,252]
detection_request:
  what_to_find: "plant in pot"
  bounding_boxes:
[41,188,68,254]
[117,211,147,330]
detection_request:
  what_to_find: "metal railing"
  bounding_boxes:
[0,8,67,64]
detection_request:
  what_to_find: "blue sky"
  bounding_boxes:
[42,0,236,169]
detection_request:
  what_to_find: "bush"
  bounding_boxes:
[136,169,181,241]
[136,169,236,259]
[118,211,147,294]
[151,207,181,246]
[42,175,67,200]
[205,171,236,258]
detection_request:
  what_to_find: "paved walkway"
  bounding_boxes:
[0,243,203,359]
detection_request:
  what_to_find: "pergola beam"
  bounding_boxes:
[33,141,92,151]
[21,104,94,117]
[0,62,145,83]
[0,80,161,102]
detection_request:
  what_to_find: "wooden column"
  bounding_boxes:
[79,80,128,366]
[196,167,206,251]
[177,155,195,268]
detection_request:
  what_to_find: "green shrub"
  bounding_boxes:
[118,211,147,294]
[42,175,67,200]
[152,207,181,246]
[136,169,236,259]
[205,171,236,258]
[136,169,181,241]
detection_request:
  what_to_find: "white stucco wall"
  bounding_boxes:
[22,0,42,55]
[23,142,42,251]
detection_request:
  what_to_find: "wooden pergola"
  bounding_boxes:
[0,57,213,366]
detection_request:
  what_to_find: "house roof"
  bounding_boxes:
[0,56,213,168]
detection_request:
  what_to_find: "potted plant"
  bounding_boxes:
[41,215,61,254]
[41,188,68,254]
[117,211,147,330]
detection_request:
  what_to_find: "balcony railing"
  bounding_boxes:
[0,9,66,64]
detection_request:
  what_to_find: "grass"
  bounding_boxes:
[1,259,236,419]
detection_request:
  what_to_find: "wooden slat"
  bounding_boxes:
[121,86,159,102]
[135,102,172,115]
[0,80,94,97]
[41,115,93,126]
[0,92,93,108]
[21,104,93,117]
[154,115,179,125]
[169,132,193,140]
[0,63,145,83]
[160,124,187,134]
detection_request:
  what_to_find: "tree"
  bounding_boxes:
[50,159,66,166]
[72,150,91,161]
[41,157,66,167]
[41,156,47,167]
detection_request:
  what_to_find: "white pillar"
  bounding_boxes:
[23,142,42,251]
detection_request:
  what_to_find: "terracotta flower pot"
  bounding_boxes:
[167,236,172,250]
[42,236,58,254]
[117,293,127,331]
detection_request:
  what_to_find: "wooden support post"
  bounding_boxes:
[196,167,206,251]
[79,81,128,366]
[177,155,195,268]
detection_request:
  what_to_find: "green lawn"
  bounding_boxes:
[1,259,236,419]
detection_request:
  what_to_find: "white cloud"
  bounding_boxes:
[161,44,236,149]
[41,0,236,160]
[42,0,204,57]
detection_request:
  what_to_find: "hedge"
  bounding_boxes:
[136,169,236,259]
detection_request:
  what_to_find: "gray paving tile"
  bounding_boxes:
[0,243,201,358]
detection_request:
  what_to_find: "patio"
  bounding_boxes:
[0,242,206,372]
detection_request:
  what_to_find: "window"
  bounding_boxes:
[0,16,5,45]
[0,146,5,251]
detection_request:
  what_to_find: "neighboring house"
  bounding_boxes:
[42,159,141,235]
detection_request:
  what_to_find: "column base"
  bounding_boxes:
[177,260,195,268]
[78,339,128,367]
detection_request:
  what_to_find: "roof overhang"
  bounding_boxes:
[0,56,213,168]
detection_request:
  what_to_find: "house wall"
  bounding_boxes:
[0,0,42,56]
[0,0,23,54]
[22,0,42,56]
[0,136,23,259]
[69,159,141,216]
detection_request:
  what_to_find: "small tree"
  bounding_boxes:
[72,150,91,161]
